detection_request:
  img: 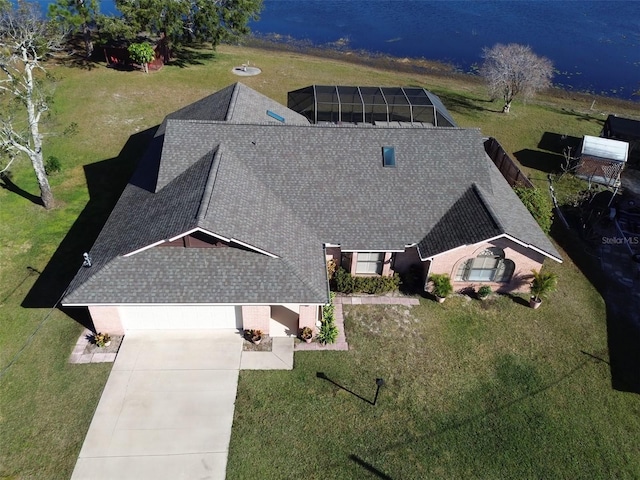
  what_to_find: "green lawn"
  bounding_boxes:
[227,261,639,479]
[1,43,639,479]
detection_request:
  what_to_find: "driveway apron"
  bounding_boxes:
[71,329,242,480]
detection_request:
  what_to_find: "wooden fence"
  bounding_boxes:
[483,137,534,189]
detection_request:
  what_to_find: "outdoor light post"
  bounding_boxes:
[373,378,385,406]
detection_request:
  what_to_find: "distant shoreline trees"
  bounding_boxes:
[480,43,553,113]
[48,0,263,61]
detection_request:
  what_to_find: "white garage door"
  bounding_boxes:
[118,305,242,331]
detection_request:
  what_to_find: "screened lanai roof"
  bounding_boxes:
[287,85,457,127]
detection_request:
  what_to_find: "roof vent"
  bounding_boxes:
[266,110,285,123]
[382,146,396,167]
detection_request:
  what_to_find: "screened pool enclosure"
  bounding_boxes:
[287,85,457,126]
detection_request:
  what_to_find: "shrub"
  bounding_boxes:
[333,267,401,294]
[45,156,61,175]
[478,285,492,299]
[316,321,339,344]
[318,292,339,344]
[334,267,355,293]
[514,186,553,234]
[128,42,155,73]
[429,273,453,298]
[326,258,337,280]
[322,296,335,324]
[93,332,111,347]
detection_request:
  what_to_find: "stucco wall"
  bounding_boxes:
[88,305,124,335]
[298,305,320,333]
[429,237,547,293]
[241,305,271,334]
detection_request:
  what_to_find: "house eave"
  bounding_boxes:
[421,233,563,263]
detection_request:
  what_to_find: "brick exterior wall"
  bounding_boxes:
[241,305,271,334]
[89,306,124,335]
[325,240,546,293]
[428,237,546,293]
[298,305,320,333]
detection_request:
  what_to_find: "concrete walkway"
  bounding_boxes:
[335,295,420,306]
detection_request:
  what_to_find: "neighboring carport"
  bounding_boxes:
[71,330,242,480]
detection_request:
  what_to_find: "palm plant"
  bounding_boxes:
[429,273,453,300]
[530,269,558,303]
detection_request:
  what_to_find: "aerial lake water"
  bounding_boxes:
[40,0,640,100]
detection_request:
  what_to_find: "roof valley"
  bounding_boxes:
[196,145,223,224]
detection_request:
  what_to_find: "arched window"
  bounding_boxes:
[455,247,515,283]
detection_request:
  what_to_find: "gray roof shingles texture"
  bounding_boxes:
[63,82,560,306]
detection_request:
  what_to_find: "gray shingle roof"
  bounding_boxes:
[66,248,323,304]
[63,83,560,306]
[417,185,502,258]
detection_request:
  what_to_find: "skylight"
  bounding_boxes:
[382,146,396,167]
[266,110,285,123]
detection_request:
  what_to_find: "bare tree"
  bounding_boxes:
[480,43,553,113]
[0,1,64,209]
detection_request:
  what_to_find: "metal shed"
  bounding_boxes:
[287,85,457,127]
[575,135,629,187]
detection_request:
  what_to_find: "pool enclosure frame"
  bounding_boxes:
[287,85,457,127]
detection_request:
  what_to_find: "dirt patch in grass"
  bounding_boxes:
[242,335,272,352]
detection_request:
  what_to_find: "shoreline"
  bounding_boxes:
[240,35,640,112]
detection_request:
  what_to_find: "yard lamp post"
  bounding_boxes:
[373,378,385,406]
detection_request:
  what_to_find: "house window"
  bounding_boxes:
[455,247,515,283]
[356,252,385,275]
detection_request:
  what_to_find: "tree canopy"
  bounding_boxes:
[48,0,99,57]
[103,0,262,48]
[480,43,553,113]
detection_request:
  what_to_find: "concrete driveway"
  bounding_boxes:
[71,330,242,480]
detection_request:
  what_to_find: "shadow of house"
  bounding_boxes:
[22,127,157,326]
[605,287,640,393]
[550,223,640,394]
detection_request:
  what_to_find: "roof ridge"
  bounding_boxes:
[225,82,241,121]
[196,145,223,223]
[149,117,474,131]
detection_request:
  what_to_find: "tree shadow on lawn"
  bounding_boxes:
[430,90,502,115]
[551,223,640,394]
[0,172,44,207]
[22,127,158,328]
[169,45,217,68]
[555,107,607,127]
